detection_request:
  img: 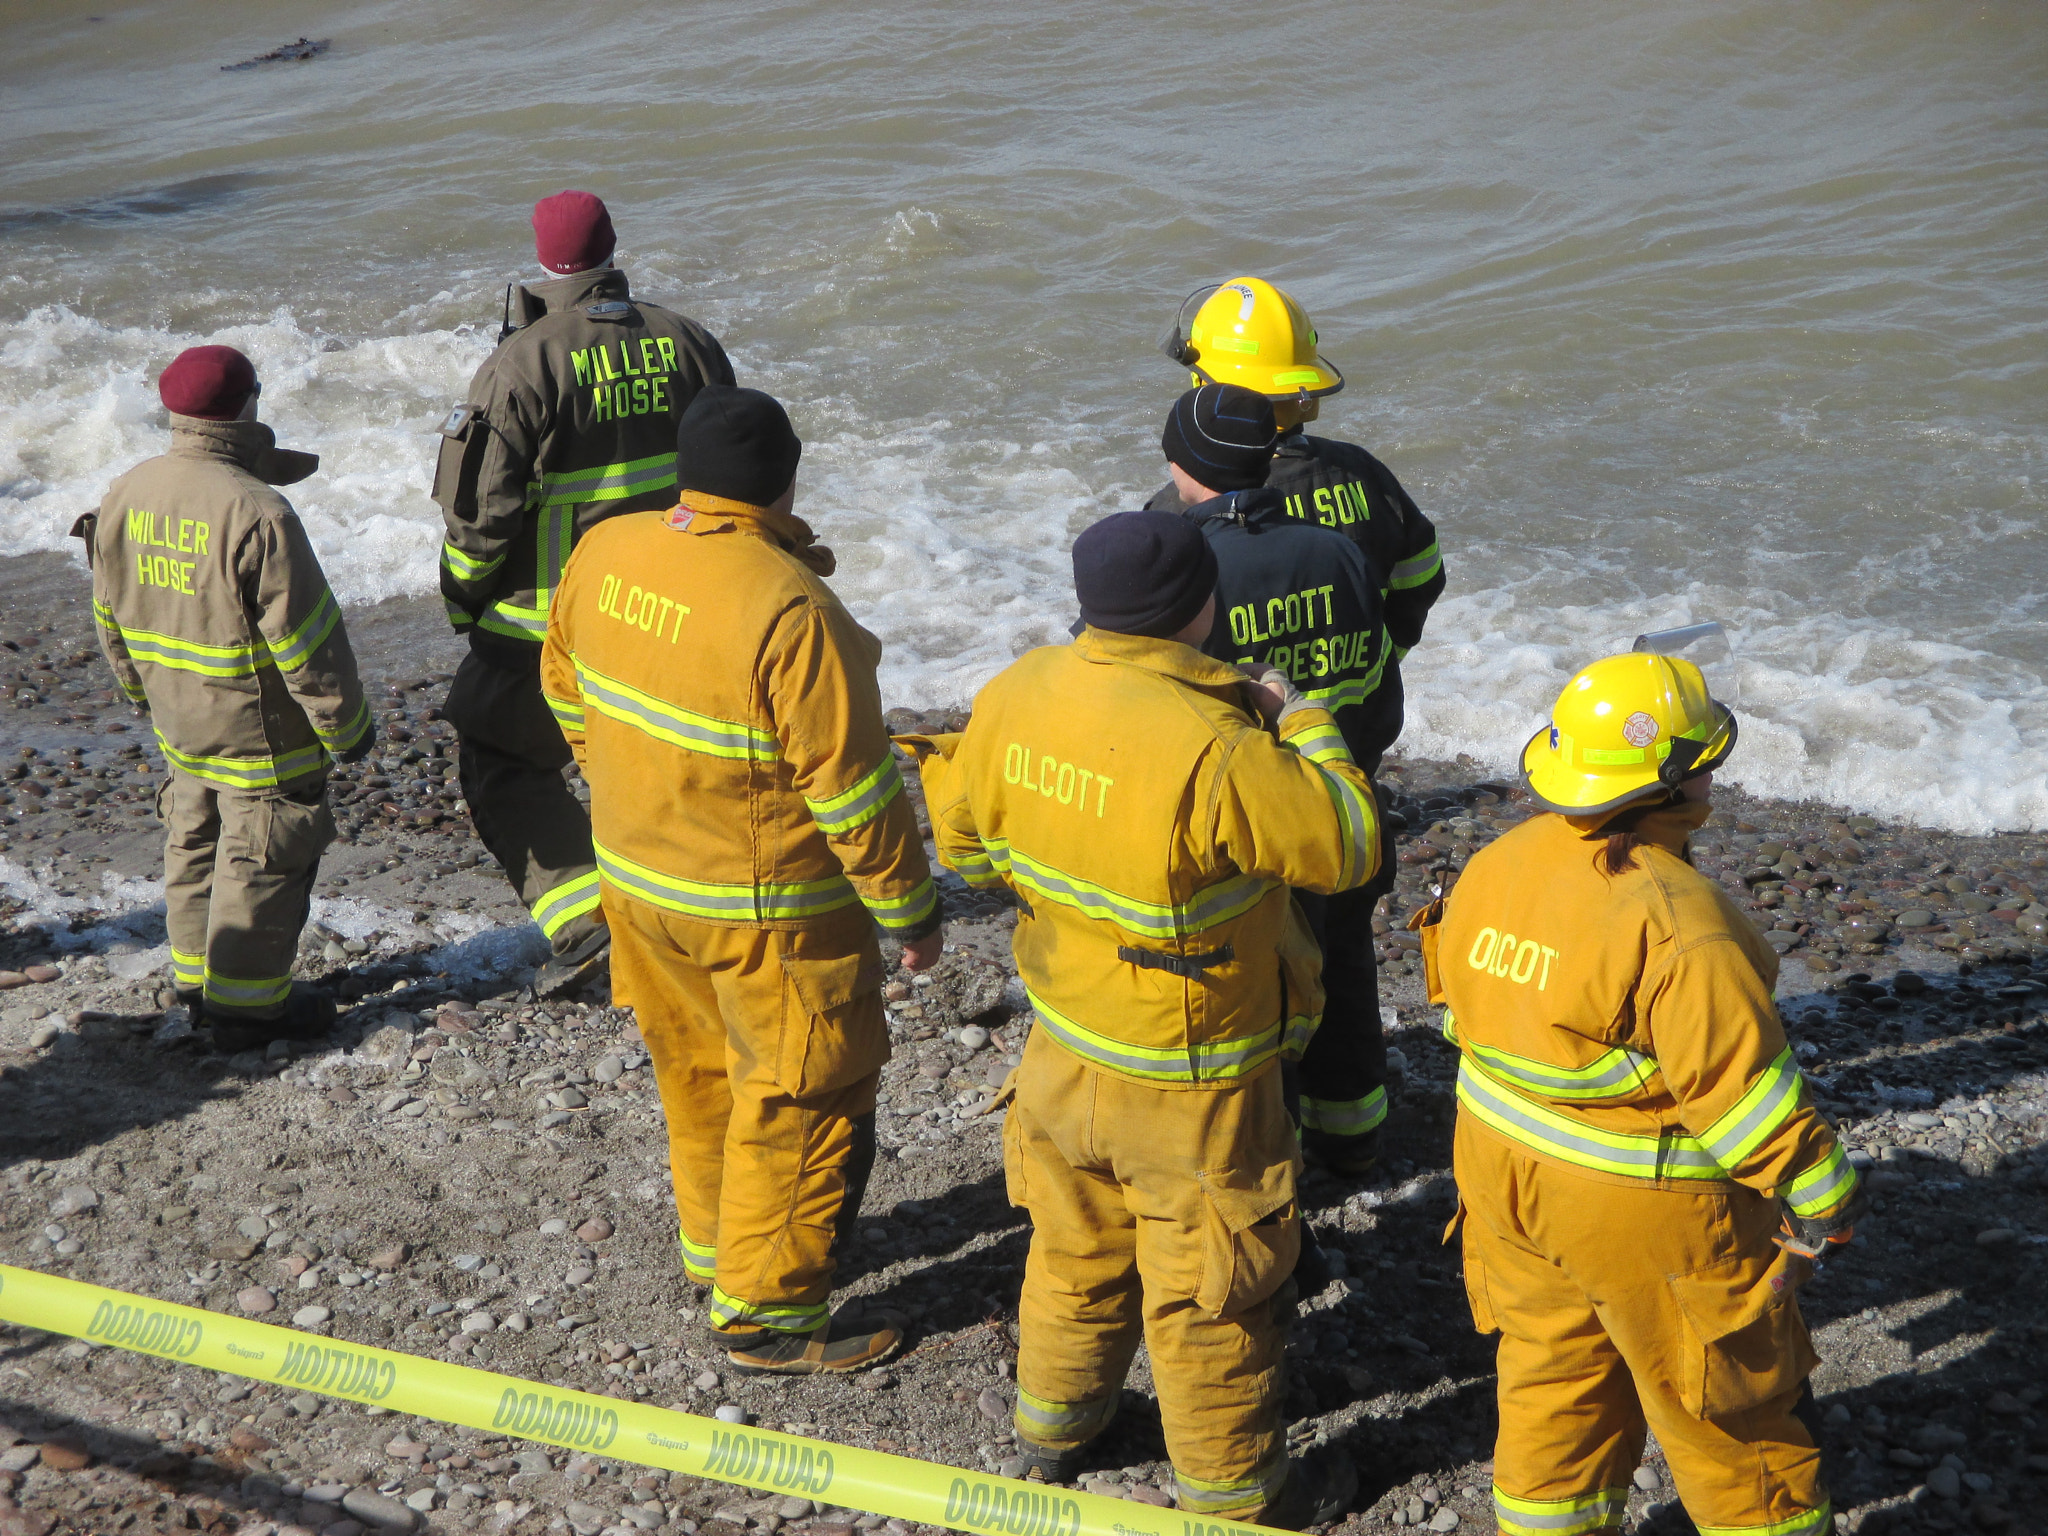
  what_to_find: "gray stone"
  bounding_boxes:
[714,1404,748,1424]
[1896,911,1935,930]
[558,1086,589,1109]
[461,1311,496,1334]
[957,1026,989,1050]
[1976,1228,2017,1246]
[977,1387,1009,1422]
[50,1185,99,1217]
[28,1023,61,1049]
[1427,1512,1460,1533]
[512,1450,553,1474]
[403,1488,437,1513]
[540,1218,570,1235]
[694,1370,720,1390]
[237,1215,272,1241]
[1926,1465,1961,1501]
[592,1056,624,1083]
[340,1487,419,1531]
[293,1305,332,1327]
[1633,1467,1659,1491]
[777,1497,816,1519]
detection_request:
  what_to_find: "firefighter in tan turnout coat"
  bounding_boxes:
[435,190,734,994]
[88,345,370,1051]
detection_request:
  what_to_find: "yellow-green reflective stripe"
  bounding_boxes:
[678,1231,716,1280]
[317,698,372,753]
[439,541,504,583]
[595,840,858,923]
[117,677,148,702]
[1389,542,1442,590]
[544,692,586,730]
[123,625,267,679]
[203,970,292,1009]
[171,949,204,985]
[1783,1143,1858,1217]
[532,872,602,939]
[1445,1011,1661,1100]
[863,880,938,933]
[1392,643,1411,661]
[1693,1503,1833,1536]
[1282,1012,1321,1058]
[1013,1389,1111,1434]
[478,608,546,638]
[1311,763,1375,891]
[1029,990,1278,1084]
[1302,641,1388,713]
[443,598,475,628]
[1285,721,1350,765]
[93,599,121,631]
[1493,1485,1628,1534]
[574,660,777,762]
[1173,1455,1288,1514]
[537,452,678,508]
[707,1285,827,1335]
[1457,1061,1730,1182]
[271,590,340,672]
[1301,1087,1387,1137]
[984,840,1272,941]
[157,733,324,790]
[805,756,904,836]
[950,848,1002,887]
[535,506,571,609]
[1699,1048,1805,1166]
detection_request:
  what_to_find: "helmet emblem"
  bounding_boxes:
[1548,725,1560,750]
[1621,711,1659,748]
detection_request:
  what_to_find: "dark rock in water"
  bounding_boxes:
[223,37,330,71]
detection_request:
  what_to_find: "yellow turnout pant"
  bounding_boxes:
[1454,1116,1831,1536]
[1005,1029,1300,1520]
[607,891,887,1334]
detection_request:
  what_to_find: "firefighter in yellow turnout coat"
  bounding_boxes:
[1420,653,1859,1536]
[915,511,1376,1528]
[543,387,939,1375]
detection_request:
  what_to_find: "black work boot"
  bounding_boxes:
[1252,1451,1358,1531]
[724,1309,906,1376]
[1303,1126,1381,1179]
[536,928,609,999]
[208,985,336,1054]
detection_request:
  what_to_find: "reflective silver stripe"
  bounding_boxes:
[1457,1061,1730,1180]
[992,841,1272,940]
[316,698,373,753]
[594,840,858,922]
[439,541,504,582]
[1699,1047,1805,1165]
[1030,991,1279,1083]
[805,755,905,835]
[574,661,776,761]
[861,879,938,933]
[270,589,340,672]
[1389,541,1442,591]
[708,1284,826,1334]
[1301,1087,1387,1136]
[537,452,678,508]
[1493,1485,1628,1535]
[1783,1144,1857,1216]
[1464,1038,1661,1100]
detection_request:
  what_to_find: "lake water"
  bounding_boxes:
[2,0,2042,829]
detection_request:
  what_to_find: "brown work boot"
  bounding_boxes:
[725,1309,906,1376]
[1251,1451,1358,1530]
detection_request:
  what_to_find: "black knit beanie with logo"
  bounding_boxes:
[1160,383,1277,494]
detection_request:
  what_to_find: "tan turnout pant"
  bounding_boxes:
[161,770,333,1020]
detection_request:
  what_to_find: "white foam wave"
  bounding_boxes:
[5,303,2047,834]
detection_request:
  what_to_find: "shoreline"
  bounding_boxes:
[1,553,2046,1535]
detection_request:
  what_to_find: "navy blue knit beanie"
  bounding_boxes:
[1072,510,1218,638]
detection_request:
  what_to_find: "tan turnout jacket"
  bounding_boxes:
[541,495,938,938]
[90,417,368,789]
[436,269,733,646]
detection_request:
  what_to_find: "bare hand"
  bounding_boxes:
[1241,676,1286,726]
[899,929,945,972]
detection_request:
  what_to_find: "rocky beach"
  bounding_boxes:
[1,557,2045,1536]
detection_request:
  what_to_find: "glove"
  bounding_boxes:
[1774,1181,1869,1259]
[1245,665,1315,728]
[335,732,377,767]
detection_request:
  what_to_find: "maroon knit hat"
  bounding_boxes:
[533,190,616,275]
[158,345,258,420]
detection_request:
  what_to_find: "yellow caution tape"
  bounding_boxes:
[0,1265,1291,1536]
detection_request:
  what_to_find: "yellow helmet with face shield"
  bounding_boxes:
[1159,276,1344,402]
[1521,651,1737,817]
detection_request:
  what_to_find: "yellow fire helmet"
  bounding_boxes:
[1521,651,1738,817]
[1159,276,1345,401]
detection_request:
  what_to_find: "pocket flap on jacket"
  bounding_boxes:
[779,950,885,1018]
[1198,1162,1295,1234]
